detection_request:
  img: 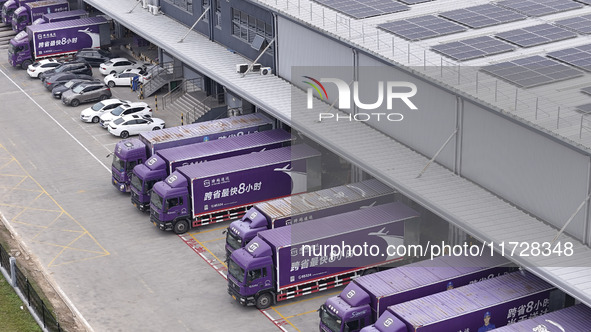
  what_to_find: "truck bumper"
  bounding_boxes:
[227,286,255,306]
[131,192,150,212]
[150,213,172,231]
[112,177,130,193]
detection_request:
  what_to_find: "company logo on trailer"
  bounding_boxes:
[383,318,394,327]
[167,175,177,184]
[247,242,259,253]
[147,157,157,166]
[303,76,418,122]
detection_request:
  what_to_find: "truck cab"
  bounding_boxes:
[2,0,17,24]
[130,155,168,211]
[111,139,146,192]
[225,207,269,258]
[359,311,404,332]
[150,171,191,233]
[7,31,31,68]
[319,282,372,332]
[227,238,274,309]
[11,5,26,32]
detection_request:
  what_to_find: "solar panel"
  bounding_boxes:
[575,103,591,114]
[496,0,583,17]
[439,4,527,29]
[495,24,577,48]
[581,87,591,96]
[312,0,409,19]
[480,55,584,88]
[555,14,591,34]
[432,36,515,61]
[547,44,591,72]
[378,15,467,41]
[398,0,432,4]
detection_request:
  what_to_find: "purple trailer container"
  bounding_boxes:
[491,304,591,331]
[42,9,87,23]
[319,255,518,332]
[111,113,274,193]
[228,202,421,309]
[130,129,293,211]
[361,272,560,332]
[225,178,396,258]
[150,144,321,234]
[8,17,109,68]
[12,0,69,32]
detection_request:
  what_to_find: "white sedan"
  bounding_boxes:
[99,102,152,129]
[79,99,129,123]
[108,114,165,138]
[103,68,151,87]
[99,57,142,75]
[27,59,61,78]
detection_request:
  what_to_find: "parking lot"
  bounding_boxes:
[0,52,340,331]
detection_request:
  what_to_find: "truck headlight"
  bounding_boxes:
[120,184,125,191]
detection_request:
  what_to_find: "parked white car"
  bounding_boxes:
[27,59,61,78]
[80,99,130,123]
[103,68,151,87]
[99,102,152,129]
[99,57,142,75]
[108,114,165,138]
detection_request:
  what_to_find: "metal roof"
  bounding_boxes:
[85,0,591,306]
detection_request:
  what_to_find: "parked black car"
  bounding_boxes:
[39,60,93,81]
[52,78,101,99]
[43,73,94,91]
[75,48,112,67]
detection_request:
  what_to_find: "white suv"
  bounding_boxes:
[99,102,152,128]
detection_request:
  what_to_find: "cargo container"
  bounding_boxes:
[111,113,273,193]
[491,304,591,331]
[131,129,293,211]
[360,272,565,332]
[225,179,396,258]
[319,255,517,332]
[42,9,87,23]
[8,16,110,69]
[228,202,421,309]
[12,0,69,32]
[150,144,321,234]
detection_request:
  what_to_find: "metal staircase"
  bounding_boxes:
[0,24,16,50]
[162,79,224,125]
[141,62,176,97]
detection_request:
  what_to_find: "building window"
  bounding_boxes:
[202,0,209,21]
[214,0,221,28]
[163,0,193,13]
[231,8,273,54]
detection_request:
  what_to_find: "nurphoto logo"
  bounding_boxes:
[303,76,418,122]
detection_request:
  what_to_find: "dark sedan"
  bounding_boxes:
[43,73,94,91]
[52,78,101,99]
[39,60,93,82]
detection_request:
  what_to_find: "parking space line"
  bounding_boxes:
[283,309,319,320]
[200,236,225,244]
[271,306,300,332]
[178,233,228,279]
[187,225,227,235]
[272,291,341,309]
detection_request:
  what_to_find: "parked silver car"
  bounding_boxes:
[61,81,112,107]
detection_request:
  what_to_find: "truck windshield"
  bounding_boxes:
[7,43,16,54]
[226,231,243,251]
[228,259,245,283]
[111,155,125,172]
[319,306,342,332]
[130,174,142,192]
[150,191,163,210]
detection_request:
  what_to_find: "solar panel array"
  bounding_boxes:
[495,24,577,48]
[547,44,591,72]
[439,4,527,29]
[581,87,591,96]
[312,0,409,19]
[555,14,591,34]
[480,55,584,88]
[378,15,466,41]
[496,0,583,17]
[432,36,515,61]
[575,103,591,114]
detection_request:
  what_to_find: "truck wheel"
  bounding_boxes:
[107,81,115,87]
[120,131,129,138]
[255,293,272,310]
[173,220,189,234]
[21,60,32,70]
[92,116,100,123]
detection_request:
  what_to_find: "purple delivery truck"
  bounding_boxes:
[319,254,518,332]
[8,16,110,69]
[12,0,69,32]
[492,304,591,331]
[228,202,421,309]
[131,129,293,212]
[360,271,565,332]
[112,113,274,193]
[225,179,396,258]
[150,144,321,234]
[31,9,87,25]
[2,0,36,25]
